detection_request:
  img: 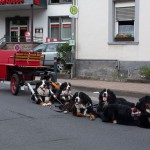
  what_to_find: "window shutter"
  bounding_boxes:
[116,6,135,21]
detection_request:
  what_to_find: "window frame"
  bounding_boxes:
[50,18,60,39]
[48,0,72,4]
[61,18,72,40]
[115,4,135,40]
[108,0,139,45]
[48,16,72,41]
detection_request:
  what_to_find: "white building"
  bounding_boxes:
[0,0,149,80]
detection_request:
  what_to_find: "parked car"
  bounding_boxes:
[33,42,66,71]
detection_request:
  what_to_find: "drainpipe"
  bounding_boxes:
[116,60,120,71]
[31,4,34,42]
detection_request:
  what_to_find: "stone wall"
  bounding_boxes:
[2,42,41,52]
[75,59,150,81]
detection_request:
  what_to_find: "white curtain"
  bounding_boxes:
[118,25,134,36]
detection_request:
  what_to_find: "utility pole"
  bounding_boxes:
[70,0,78,78]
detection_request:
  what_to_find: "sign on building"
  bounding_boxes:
[0,0,24,5]
[69,5,79,18]
[69,39,75,46]
[35,28,43,38]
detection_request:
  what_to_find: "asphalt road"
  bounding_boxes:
[0,83,150,150]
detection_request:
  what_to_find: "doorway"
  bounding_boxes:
[10,26,27,42]
[6,17,29,42]
[10,28,19,42]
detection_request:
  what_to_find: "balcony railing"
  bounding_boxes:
[0,35,43,44]
[0,36,6,49]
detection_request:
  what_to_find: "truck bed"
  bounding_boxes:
[0,50,44,66]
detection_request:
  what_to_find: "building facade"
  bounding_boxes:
[76,0,150,81]
[0,0,149,80]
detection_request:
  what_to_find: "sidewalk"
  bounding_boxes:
[58,78,150,98]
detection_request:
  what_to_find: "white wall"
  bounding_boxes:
[77,0,108,60]
[47,4,71,16]
[0,14,5,38]
[138,0,150,60]
[77,0,150,61]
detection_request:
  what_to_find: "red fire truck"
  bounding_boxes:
[0,49,49,95]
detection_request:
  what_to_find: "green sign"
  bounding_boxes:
[70,6,78,15]
[69,39,75,46]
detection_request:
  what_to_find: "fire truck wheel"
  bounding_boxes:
[11,74,20,95]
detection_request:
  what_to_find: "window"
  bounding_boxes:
[115,5,135,40]
[61,18,71,40]
[108,0,139,44]
[118,20,134,36]
[46,44,58,52]
[50,18,59,39]
[51,0,59,3]
[33,44,47,52]
[49,0,72,4]
[49,17,72,41]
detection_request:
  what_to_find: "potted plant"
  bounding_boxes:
[114,33,134,41]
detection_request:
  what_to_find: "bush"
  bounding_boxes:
[56,43,72,65]
[139,66,150,79]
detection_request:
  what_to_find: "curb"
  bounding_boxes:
[72,85,149,98]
